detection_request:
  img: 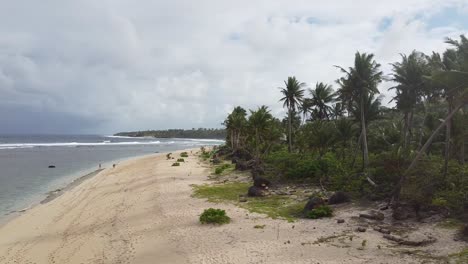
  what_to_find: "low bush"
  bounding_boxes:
[177,158,185,162]
[166,153,172,160]
[180,152,189,158]
[199,208,230,224]
[305,205,333,219]
[214,163,232,175]
[172,162,180,166]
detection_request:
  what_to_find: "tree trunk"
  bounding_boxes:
[407,109,414,148]
[403,111,409,149]
[230,131,235,149]
[360,96,369,171]
[393,101,465,204]
[351,132,363,169]
[443,98,452,177]
[288,108,293,152]
[417,101,429,151]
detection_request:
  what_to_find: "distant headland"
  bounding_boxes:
[114,128,226,139]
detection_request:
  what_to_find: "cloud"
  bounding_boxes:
[0,0,467,133]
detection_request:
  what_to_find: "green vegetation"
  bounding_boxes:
[254,224,266,229]
[177,158,185,162]
[199,208,230,224]
[199,146,215,161]
[449,248,468,264]
[305,205,333,219]
[114,128,226,139]
[192,183,304,221]
[180,152,189,158]
[171,162,180,166]
[214,163,234,175]
[166,153,172,160]
[221,35,468,216]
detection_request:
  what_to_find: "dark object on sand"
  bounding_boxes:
[328,191,350,205]
[383,233,436,246]
[248,186,264,197]
[253,176,271,189]
[303,196,325,213]
[359,210,385,221]
[48,165,56,168]
[337,219,345,224]
[462,224,468,238]
[113,164,116,168]
[357,227,367,232]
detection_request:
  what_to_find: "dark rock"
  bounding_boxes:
[303,196,325,213]
[337,219,345,224]
[357,227,367,232]
[328,191,351,205]
[392,206,415,220]
[359,210,385,221]
[462,224,468,238]
[373,226,391,234]
[253,176,271,189]
[235,160,250,171]
[48,165,56,168]
[383,233,436,246]
[248,186,264,197]
[379,205,389,211]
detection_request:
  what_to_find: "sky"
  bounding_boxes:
[0,0,468,134]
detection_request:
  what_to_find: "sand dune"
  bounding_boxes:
[0,150,464,264]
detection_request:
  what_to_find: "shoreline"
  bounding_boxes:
[0,151,163,228]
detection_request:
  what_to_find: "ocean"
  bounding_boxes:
[0,134,223,220]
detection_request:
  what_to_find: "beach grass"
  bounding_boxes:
[192,182,305,222]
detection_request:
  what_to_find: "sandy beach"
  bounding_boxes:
[0,149,465,264]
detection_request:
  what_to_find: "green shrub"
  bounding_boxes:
[305,205,333,219]
[177,158,185,162]
[180,152,189,158]
[166,153,172,160]
[172,162,180,166]
[214,164,232,175]
[199,208,230,224]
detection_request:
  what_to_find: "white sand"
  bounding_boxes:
[0,149,465,264]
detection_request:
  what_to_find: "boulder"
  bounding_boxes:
[359,210,385,221]
[357,227,367,232]
[48,165,56,168]
[337,219,345,224]
[303,196,325,213]
[253,176,271,189]
[235,160,250,171]
[328,191,351,205]
[248,186,264,197]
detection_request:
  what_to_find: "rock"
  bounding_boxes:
[357,227,367,232]
[303,196,325,213]
[248,186,264,197]
[379,205,389,211]
[328,191,351,205]
[359,210,384,221]
[373,226,391,234]
[253,176,271,189]
[337,219,345,224]
[383,233,436,246]
[462,224,468,238]
[235,160,249,171]
[48,165,56,168]
[392,206,415,220]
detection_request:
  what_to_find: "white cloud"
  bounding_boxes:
[0,0,467,133]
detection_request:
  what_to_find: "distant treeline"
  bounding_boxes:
[114,128,226,139]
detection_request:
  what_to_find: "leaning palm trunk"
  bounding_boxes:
[392,101,466,204]
[360,96,369,171]
[443,98,453,177]
[288,108,293,152]
[351,132,363,169]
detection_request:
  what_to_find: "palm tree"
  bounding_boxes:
[279,76,306,152]
[223,106,247,151]
[298,98,313,124]
[334,118,356,160]
[248,105,274,157]
[336,52,383,172]
[390,51,429,149]
[310,82,336,120]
